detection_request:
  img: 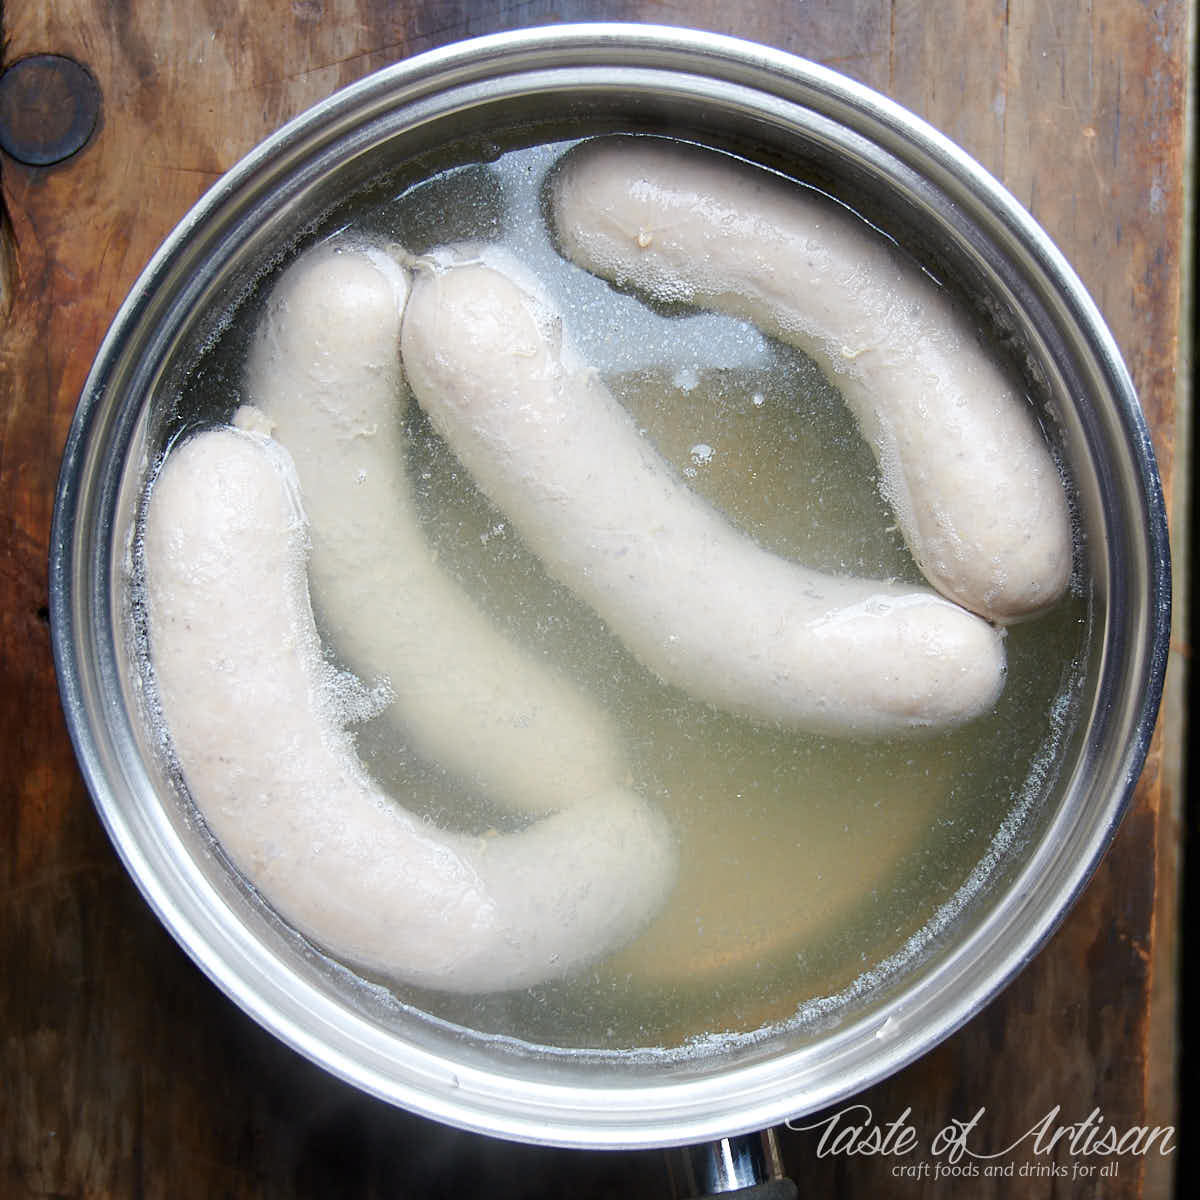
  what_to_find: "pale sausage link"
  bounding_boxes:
[400,249,1007,735]
[549,136,1073,624]
[243,240,628,815]
[142,426,677,993]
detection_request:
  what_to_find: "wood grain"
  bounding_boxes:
[1,1,1186,1197]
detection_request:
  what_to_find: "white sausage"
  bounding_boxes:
[400,251,1007,735]
[549,137,1073,623]
[142,426,677,993]
[243,240,627,816]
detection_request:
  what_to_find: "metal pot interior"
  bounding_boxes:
[50,26,1169,1148]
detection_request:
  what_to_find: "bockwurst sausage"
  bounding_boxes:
[142,426,677,993]
[243,240,628,815]
[400,249,1007,735]
[549,136,1072,623]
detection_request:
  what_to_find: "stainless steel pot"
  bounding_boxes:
[48,23,1170,1155]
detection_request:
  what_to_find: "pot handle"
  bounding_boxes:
[667,1128,798,1198]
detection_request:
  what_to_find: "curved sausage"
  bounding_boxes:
[549,136,1073,623]
[243,239,627,816]
[400,250,1007,735]
[142,426,677,993]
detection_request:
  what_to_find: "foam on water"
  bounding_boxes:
[489,140,774,376]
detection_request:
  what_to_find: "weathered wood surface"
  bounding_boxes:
[1,1,1187,1196]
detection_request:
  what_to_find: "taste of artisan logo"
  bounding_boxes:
[787,1103,1176,1182]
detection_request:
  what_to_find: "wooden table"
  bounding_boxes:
[1,2,1188,1196]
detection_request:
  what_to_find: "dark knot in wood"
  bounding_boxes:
[0,54,101,167]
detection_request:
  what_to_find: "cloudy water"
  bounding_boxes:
[156,136,1093,1053]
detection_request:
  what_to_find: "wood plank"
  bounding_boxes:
[1,1,1184,1196]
